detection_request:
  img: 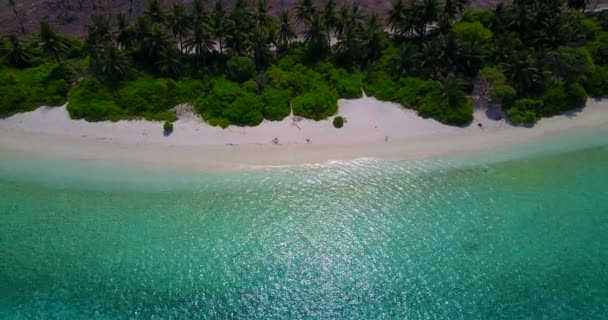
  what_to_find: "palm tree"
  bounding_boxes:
[212,0,226,54]
[438,73,467,107]
[304,12,328,57]
[156,46,182,77]
[398,42,422,76]
[387,0,405,35]
[255,0,274,29]
[503,51,542,94]
[323,0,338,46]
[419,0,439,39]
[167,4,191,51]
[39,22,68,61]
[362,14,383,64]
[144,0,166,25]
[5,34,32,68]
[336,15,362,67]
[276,9,296,53]
[192,0,208,24]
[296,0,316,27]
[185,22,214,63]
[85,15,112,58]
[249,27,272,68]
[115,13,135,51]
[140,25,172,65]
[98,43,132,81]
[225,0,252,56]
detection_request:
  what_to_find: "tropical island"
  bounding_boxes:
[0,0,607,132]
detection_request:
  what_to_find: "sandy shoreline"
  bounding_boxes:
[0,97,607,171]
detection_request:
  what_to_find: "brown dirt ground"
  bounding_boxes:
[0,0,606,38]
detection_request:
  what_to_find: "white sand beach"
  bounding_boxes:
[0,97,607,171]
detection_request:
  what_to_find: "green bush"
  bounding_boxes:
[585,65,608,97]
[328,68,364,99]
[67,79,123,121]
[585,32,608,65]
[163,121,174,132]
[364,71,398,101]
[115,76,178,120]
[506,108,537,124]
[226,56,256,83]
[491,85,517,107]
[176,79,208,103]
[0,63,70,117]
[292,85,338,120]
[262,88,292,121]
[391,78,438,109]
[333,116,345,128]
[418,96,474,126]
[196,78,264,127]
[506,98,543,124]
[462,10,495,28]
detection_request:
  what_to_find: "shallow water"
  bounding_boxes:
[1,132,607,319]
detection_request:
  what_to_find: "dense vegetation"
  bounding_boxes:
[1,0,607,126]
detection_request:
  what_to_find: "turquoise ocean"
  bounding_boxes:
[1,128,607,319]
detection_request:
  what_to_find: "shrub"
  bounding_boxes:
[418,96,474,126]
[328,68,364,99]
[462,10,495,28]
[585,65,608,97]
[67,79,123,121]
[391,78,438,109]
[506,98,543,124]
[196,78,265,127]
[115,76,179,120]
[163,121,174,132]
[333,116,345,128]
[226,56,256,83]
[262,88,292,121]
[0,63,70,117]
[506,108,537,124]
[585,32,608,65]
[364,71,398,101]
[491,85,517,107]
[292,85,338,120]
[176,79,208,103]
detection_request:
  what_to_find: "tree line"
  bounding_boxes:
[1,0,608,126]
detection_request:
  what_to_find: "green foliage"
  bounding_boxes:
[506,108,537,124]
[262,88,292,121]
[507,99,544,124]
[327,68,364,99]
[2,3,607,127]
[452,21,493,75]
[196,78,264,127]
[226,56,256,83]
[479,66,517,107]
[175,79,208,103]
[585,32,608,66]
[292,85,338,120]
[462,10,494,28]
[67,79,123,121]
[585,65,608,98]
[163,121,174,132]
[115,76,179,121]
[539,80,588,116]
[0,63,70,117]
[491,85,517,107]
[333,116,345,128]
[418,95,474,126]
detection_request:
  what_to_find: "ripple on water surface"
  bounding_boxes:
[0,145,607,319]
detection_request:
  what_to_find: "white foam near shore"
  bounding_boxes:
[0,97,607,171]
